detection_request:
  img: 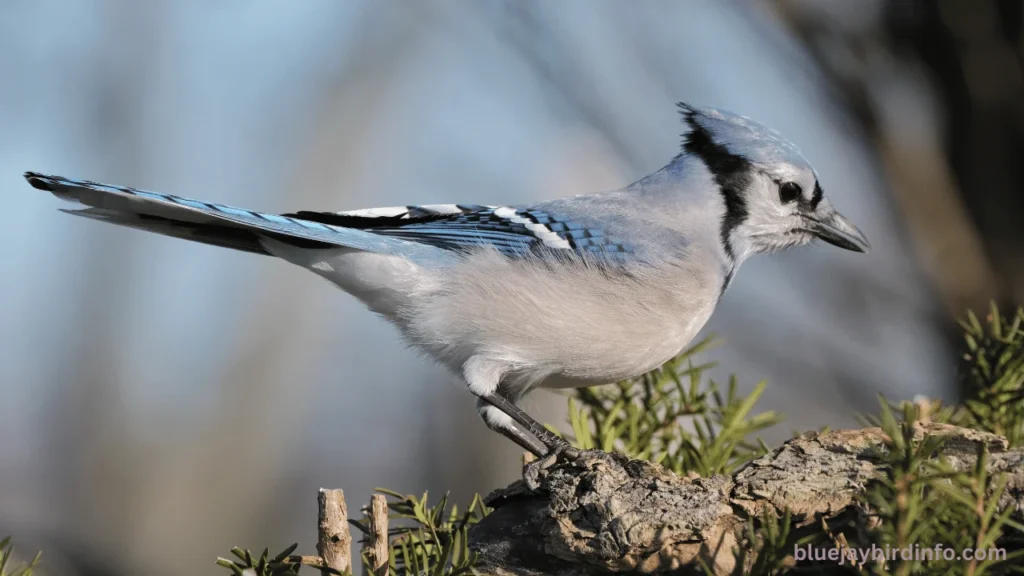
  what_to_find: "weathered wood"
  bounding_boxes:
[469,423,1024,575]
[365,494,390,576]
[317,488,352,575]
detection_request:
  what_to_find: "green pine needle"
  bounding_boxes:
[563,335,783,477]
[0,538,40,576]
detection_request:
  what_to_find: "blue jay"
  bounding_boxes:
[24,103,868,481]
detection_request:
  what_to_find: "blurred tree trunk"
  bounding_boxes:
[909,0,1024,304]
[770,0,1024,315]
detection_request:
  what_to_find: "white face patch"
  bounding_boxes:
[493,206,572,250]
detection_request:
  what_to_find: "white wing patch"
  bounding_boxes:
[337,206,409,218]
[336,204,468,219]
[493,206,572,250]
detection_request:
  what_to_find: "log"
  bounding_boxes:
[469,423,1024,575]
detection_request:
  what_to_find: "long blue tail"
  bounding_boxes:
[24,172,444,261]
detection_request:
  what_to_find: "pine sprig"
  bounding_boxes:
[0,538,40,576]
[955,303,1024,446]
[734,507,828,576]
[215,544,314,576]
[565,335,783,477]
[854,399,1024,576]
[349,489,489,576]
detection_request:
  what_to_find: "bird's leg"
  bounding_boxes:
[480,392,580,490]
[475,398,548,457]
[465,358,579,490]
[480,392,578,457]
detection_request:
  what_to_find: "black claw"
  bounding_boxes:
[523,459,546,491]
[522,441,580,491]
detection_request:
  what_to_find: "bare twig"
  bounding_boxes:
[290,556,326,568]
[365,494,389,576]
[317,488,352,575]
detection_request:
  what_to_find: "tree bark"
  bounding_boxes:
[317,488,352,574]
[366,493,390,576]
[469,423,1024,575]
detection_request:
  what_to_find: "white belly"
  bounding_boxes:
[263,241,723,395]
[406,249,723,394]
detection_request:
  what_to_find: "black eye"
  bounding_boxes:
[779,182,802,204]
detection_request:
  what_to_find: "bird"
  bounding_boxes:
[24,103,868,485]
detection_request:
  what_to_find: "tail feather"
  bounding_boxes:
[24,172,446,262]
[62,207,271,254]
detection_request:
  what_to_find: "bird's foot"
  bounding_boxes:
[523,440,581,491]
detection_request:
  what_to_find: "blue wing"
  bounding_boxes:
[287,206,635,261]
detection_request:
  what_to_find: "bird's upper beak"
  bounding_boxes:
[804,204,870,253]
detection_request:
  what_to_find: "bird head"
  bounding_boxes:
[673,102,869,262]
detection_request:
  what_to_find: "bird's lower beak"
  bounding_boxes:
[804,207,870,253]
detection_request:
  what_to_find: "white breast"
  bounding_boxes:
[404,247,724,395]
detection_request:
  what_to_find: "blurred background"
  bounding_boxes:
[0,0,1020,573]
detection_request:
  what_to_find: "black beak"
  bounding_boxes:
[804,205,870,253]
